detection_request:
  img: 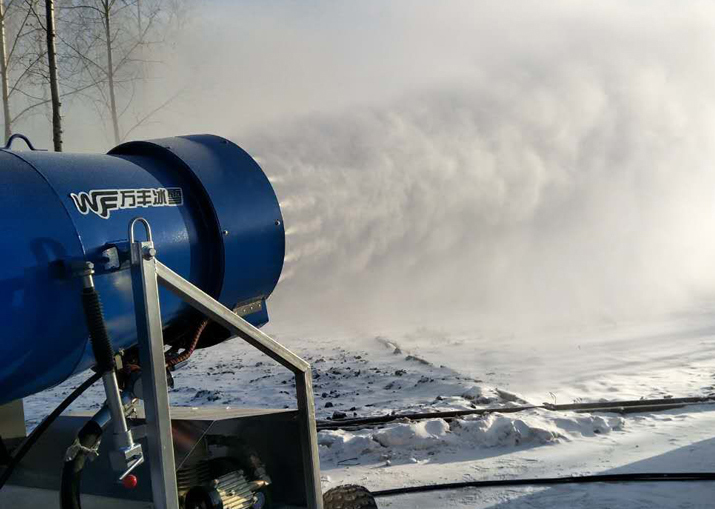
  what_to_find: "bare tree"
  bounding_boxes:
[0,0,52,141]
[0,1,12,140]
[60,0,183,145]
[0,0,192,147]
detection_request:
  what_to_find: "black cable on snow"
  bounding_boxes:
[318,396,715,430]
[371,472,715,497]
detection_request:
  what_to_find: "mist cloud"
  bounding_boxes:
[231,1,715,331]
[54,1,715,332]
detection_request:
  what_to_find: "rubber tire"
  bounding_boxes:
[323,484,378,509]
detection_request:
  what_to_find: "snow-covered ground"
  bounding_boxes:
[24,307,715,508]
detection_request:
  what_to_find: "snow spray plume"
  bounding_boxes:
[234,2,715,332]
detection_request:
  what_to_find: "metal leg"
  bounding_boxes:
[0,400,26,440]
[296,371,323,509]
[129,219,180,509]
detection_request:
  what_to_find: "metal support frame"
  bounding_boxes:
[129,217,323,509]
[129,219,180,509]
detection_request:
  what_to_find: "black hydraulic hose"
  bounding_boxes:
[60,419,103,509]
[0,437,11,464]
[0,370,102,491]
[371,472,715,498]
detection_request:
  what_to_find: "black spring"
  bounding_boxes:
[81,287,115,373]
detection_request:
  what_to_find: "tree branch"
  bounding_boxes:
[121,88,180,141]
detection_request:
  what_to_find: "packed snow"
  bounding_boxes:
[24,307,715,508]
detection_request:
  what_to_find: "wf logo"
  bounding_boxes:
[69,188,184,219]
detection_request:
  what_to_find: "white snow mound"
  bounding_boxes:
[373,419,451,448]
[318,410,624,466]
[452,413,561,447]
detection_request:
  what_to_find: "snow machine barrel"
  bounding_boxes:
[0,135,285,405]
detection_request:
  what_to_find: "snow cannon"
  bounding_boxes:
[0,134,375,509]
[0,134,284,405]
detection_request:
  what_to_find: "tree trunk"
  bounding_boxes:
[104,1,120,145]
[45,0,62,152]
[137,0,142,35]
[0,1,12,142]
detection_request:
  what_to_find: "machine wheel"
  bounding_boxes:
[323,484,378,509]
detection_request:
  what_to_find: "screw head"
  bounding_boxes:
[143,247,157,260]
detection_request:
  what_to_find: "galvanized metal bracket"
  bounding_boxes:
[128,217,323,509]
[129,217,180,509]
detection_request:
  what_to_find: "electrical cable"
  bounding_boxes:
[0,370,102,491]
[371,472,715,498]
